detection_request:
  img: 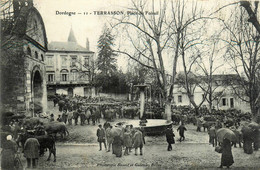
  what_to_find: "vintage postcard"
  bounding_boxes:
[1,0,260,169]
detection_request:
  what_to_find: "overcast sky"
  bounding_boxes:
[34,0,237,74]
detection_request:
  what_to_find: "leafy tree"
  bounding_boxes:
[95,25,118,93]
[97,25,117,76]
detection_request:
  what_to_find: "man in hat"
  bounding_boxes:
[97,124,107,151]
[165,127,175,151]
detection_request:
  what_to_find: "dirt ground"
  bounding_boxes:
[13,140,260,170]
[1,102,260,169]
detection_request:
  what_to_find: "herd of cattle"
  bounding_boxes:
[1,115,69,162]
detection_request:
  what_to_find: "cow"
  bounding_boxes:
[104,109,115,121]
[18,133,56,162]
[123,107,137,119]
[44,122,69,139]
[85,107,92,125]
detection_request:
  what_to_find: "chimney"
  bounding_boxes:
[86,38,90,51]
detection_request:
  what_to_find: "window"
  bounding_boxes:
[46,56,53,66]
[70,56,77,67]
[61,74,68,81]
[84,57,89,67]
[35,51,38,59]
[71,70,78,81]
[27,47,31,56]
[61,55,67,66]
[222,98,227,106]
[60,69,69,81]
[230,98,234,108]
[48,74,54,82]
[178,95,182,103]
[41,54,44,62]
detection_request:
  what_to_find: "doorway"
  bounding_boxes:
[32,70,43,114]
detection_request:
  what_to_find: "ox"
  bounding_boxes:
[44,122,69,139]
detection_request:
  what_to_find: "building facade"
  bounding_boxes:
[1,0,48,116]
[172,74,251,113]
[45,28,95,97]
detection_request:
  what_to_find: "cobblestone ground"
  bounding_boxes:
[2,102,259,170]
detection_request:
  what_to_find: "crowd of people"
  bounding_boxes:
[1,93,259,169]
[96,122,145,157]
[49,94,142,126]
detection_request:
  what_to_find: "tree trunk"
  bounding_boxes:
[209,100,212,114]
[251,100,260,123]
[165,99,172,122]
[194,106,199,116]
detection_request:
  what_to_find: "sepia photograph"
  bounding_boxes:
[0,0,260,169]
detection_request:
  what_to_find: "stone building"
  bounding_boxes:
[172,74,251,113]
[1,0,48,116]
[45,28,95,97]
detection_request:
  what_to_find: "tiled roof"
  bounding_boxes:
[48,41,92,52]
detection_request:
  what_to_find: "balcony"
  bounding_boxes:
[47,80,90,86]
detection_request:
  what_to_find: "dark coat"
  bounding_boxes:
[208,127,216,137]
[1,140,17,169]
[177,125,187,136]
[106,127,113,144]
[221,139,234,167]
[123,131,132,147]
[97,128,106,142]
[24,138,40,159]
[165,128,175,144]
[132,130,144,148]
[112,136,123,157]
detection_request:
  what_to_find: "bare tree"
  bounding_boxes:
[220,3,260,122]
[240,1,260,34]
[112,0,174,121]
[194,42,226,113]
[112,0,209,120]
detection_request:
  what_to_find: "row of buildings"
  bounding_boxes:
[171,74,251,113]
[0,0,250,117]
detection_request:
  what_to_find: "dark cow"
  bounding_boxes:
[19,133,56,162]
[44,122,69,139]
[104,109,115,121]
[85,107,92,125]
[123,108,137,119]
